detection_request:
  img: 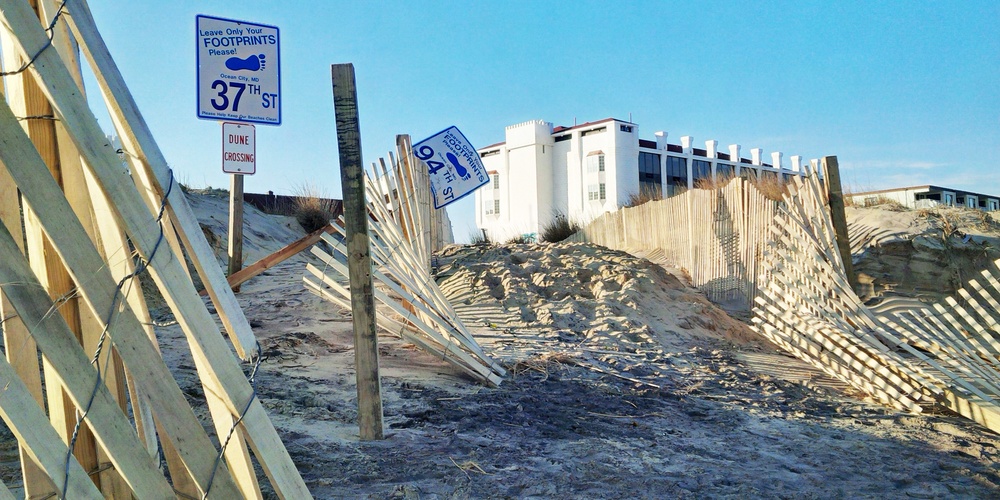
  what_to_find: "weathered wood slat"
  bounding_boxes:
[0,3,310,494]
[0,222,175,497]
[0,96,241,496]
[0,354,100,498]
[62,0,258,359]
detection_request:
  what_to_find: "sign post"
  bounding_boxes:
[197,15,279,286]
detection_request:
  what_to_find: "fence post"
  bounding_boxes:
[331,63,383,440]
[822,155,856,291]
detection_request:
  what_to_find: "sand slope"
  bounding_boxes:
[3,194,998,497]
[850,205,1000,305]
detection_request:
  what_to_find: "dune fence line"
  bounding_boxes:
[0,1,308,497]
[570,177,781,311]
[304,135,506,387]
[571,173,1000,433]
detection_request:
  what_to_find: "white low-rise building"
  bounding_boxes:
[848,185,1000,211]
[475,118,815,240]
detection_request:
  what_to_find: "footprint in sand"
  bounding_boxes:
[226,53,266,72]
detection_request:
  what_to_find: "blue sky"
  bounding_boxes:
[85,1,998,242]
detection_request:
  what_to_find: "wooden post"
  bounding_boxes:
[822,156,856,290]
[228,173,245,292]
[331,63,383,440]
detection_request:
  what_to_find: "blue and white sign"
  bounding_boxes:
[196,15,280,125]
[413,126,489,209]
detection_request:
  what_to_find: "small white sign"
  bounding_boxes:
[413,126,489,209]
[197,15,280,125]
[222,122,255,174]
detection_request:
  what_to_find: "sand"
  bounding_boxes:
[849,204,1000,304]
[2,193,999,498]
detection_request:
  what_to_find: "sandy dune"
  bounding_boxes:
[4,193,998,498]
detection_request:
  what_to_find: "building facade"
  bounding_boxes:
[848,186,1000,211]
[475,118,814,240]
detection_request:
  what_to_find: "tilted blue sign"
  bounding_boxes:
[413,126,489,209]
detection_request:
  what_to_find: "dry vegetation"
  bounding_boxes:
[540,212,581,242]
[292,183,336,233]
[625,189,665,208]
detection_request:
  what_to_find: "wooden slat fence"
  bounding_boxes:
[570,178,778,310]
[573,172,1000,434]
[0,0,309,496]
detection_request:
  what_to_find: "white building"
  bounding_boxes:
[475,118,814,240]
[848,185,1000,211]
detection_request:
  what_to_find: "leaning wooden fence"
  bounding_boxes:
[570,178,779,310]
[573,173,1000,434]
[0,0,308,497]
[304,136,505,386]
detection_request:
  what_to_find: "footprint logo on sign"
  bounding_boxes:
[226,53,266,71]
[446,152,470,180]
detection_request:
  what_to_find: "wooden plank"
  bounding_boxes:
[334,201,490,360]
[2,4,309,494]
[398,135,432,270]
[304,276,490,378]
[0,354,100,498]
[311,242,492,372]
[213,222,338,293]
[331,63,383,441]
[0,92,241,496]
[82,164,162,458]
[38,2,134,492]
[0,158,51,496]
[228,173,246,292]
[348,181,503,374]
[306,261,501,386]
[0,12,102,487]
[61,0,257,359]
[0,222,175,497]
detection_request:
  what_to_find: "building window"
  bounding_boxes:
[484,198,494,215]
[554,134,571,142]
[587,183,606,201]
[480,149,500,158]
[944,193,955,206]
[692,160,712,183]
[492,174,499,190]
[638,151,661,197]
[587,153,605,173]
[666,156,687,187]
[716,163,734,180]
[494,199,500,214]
[581,126,607,137]
[620,124,633,133]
